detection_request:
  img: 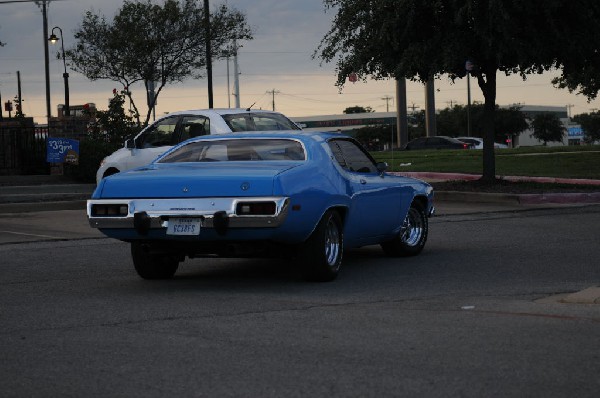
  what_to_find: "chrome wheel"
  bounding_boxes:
[400,207,426,247]
[325,217,342,266]
[301,210,344,282]
[381,201,428,257]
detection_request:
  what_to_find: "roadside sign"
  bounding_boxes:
[47,137,79,165]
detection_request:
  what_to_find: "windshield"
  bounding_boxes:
[158,138,306,163]
[222,113,300,132]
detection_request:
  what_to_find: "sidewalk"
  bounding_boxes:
[0,175,94,213]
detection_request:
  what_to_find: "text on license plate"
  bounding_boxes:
[167,218,201,235]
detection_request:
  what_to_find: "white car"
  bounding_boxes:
[456,136,508,149]
[96,108,301,183]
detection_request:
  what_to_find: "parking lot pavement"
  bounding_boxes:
[1,175,599,244]
[0,200,594,245]
[0,209,102,244]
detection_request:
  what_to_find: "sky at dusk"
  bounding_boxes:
[1,0,599,124]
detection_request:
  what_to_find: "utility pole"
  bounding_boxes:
[566,104,574,119]
[381,95,393,112]
[267,89,280,111]
[226,54,231,108]
[16,71,23,117]
[408,103,420,113]
[40,1,51,122]
[204,0,213,108]
[233,39,240,108]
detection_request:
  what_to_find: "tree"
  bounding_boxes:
[87,89,141,145]
[495,106,529,144]
[343,105,374,114]
[68,0,252,126]
[65,90,142,182]
[353,125,395,150]
[316,0,600,181]
[436,105,472,137]
[530,113,566,145]
[436,104,527,143]
[573,112,600,143]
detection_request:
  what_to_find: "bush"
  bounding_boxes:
[64,140,121,183]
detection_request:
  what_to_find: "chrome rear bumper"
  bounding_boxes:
[87,197,290,230]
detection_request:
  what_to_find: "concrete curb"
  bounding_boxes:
[394,172,600,205]
[0,200,87,213]
[395,171,600,186]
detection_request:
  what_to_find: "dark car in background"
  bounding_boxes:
[404,136,472,150]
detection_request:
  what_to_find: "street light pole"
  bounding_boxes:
[465,60,474,137]
[41,1,52,122]
[48,26,69,117]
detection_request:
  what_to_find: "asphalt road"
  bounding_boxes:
[1,204,599,397]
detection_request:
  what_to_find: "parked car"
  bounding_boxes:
[87,131,435,282]
[403,136,472,150]
[96,108,301,184]
[456,136,508,149]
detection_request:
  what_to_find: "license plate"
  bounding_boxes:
[167,218,201,235]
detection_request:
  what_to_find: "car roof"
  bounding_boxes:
[160,108,289,117]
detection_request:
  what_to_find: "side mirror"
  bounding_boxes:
[125,138,134,150]
[376,162,388,174]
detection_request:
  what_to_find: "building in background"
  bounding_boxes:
[292,105,584,147]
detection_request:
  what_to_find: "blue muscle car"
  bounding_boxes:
[87,131,434,281]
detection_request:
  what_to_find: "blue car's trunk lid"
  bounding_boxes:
[98,162,300,198]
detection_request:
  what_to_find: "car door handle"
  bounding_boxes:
[360,179,367,184]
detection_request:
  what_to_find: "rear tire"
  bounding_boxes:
[381,201,428,257]
[301,210,343,282]
[131,242,179,279]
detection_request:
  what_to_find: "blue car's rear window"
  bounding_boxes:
[158,139,306,163]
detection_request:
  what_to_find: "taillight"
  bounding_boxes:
[91,203,129,217]
[463,144,469,149]
[236,202,276,216]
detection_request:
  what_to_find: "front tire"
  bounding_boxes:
[381,201,428,257]
[301,210,344,282]
[131,242,179,279]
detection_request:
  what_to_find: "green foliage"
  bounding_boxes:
[573,112,600,143]
[530,114,566,145]
[68,0,252,125]
[343,106,374,114]
[550,3,600,100]
[87,90,141,145]
[316,0,599,180]
[64,91,141,182]
[64,139,119,183]
[436,104,528,142]
[353,125,396,150]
